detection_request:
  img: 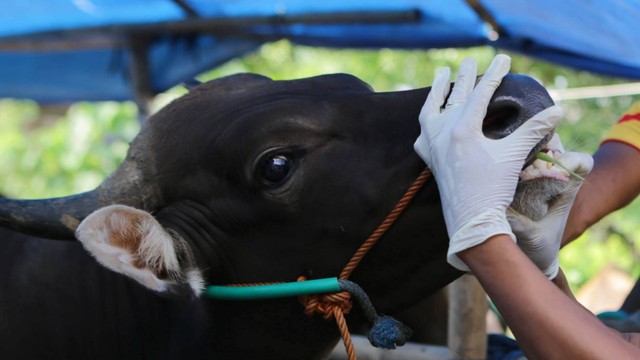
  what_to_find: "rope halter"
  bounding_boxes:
[206,168,432,360]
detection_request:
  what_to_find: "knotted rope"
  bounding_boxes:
[298,168,431,360]
[208,168,431,359]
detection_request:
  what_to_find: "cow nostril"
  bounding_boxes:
[482,104,520,139]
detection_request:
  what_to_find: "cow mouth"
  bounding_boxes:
[522,134,555,170]
[512,145,581,221]
[520,147,571,182]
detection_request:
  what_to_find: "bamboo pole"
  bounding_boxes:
[447,274,487,360]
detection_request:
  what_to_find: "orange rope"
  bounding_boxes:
[333,306,356,359]
[339,168,431,280]
[223,169,432,360]
[300,168,431,360]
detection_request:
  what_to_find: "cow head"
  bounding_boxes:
[0,72,565,357]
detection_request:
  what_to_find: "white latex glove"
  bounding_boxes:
[413,55,563,271]
[508,135,594,278]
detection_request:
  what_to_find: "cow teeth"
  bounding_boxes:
[533,159,547,171]
[520,149,570,182]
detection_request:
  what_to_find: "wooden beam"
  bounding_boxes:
[447,274,488,359]
[465,0,504,37]
[171,0,199,18]
[128,36,154,122]
[0,36,124,52]
[0,10,420,48]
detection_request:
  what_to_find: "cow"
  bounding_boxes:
[0,72,567,359]
[0,223,207,359]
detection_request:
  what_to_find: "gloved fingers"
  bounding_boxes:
[413,134,429,163]
[415,66,452,168]
[542,258,560,279]
[445,57,477,109]
[538,152,594,219]
[460,54,511,132]
[419,67,451,120]
[506,207,538,236]
[554,151,594,178]
[506,105,563,152]
[546,133,566,153]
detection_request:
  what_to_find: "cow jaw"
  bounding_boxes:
[512,149,589,221]
[75,205,204,297]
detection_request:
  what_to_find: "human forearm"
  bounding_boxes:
[562,142,640,246]
[551,267,576,301]
[459,235,640,360]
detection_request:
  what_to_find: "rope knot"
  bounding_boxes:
[300,291,353,319]
[297,276,353,319]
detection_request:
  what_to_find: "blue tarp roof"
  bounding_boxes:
[1,0,639,103]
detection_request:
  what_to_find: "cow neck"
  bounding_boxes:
[206,168,432,359]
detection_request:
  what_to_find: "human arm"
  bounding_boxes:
[459,235,640,360]
[562,141,640,246]
[552,267,576,301]
[414,55,640,359]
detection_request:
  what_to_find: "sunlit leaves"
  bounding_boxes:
[0,100,138,198]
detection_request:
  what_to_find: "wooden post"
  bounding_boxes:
[128,36,155,124]
[448,274,487,359]
[328,335,450,360]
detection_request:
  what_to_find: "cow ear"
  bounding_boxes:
[76,205,204,298]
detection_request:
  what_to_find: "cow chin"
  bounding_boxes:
[511,177,578,221]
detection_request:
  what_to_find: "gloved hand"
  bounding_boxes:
[414,54,563,271]
[508,135,594,278]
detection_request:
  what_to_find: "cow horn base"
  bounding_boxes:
[0,154,162,240]
[0,191,101,240]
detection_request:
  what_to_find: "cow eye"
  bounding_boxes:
[259,154,293,185]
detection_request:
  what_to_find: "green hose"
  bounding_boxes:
[205,277,341,300]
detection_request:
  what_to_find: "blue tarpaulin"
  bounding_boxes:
[1,0,639,103]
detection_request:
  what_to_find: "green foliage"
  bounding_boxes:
[560,197,640,290]
[0,100,139,198]
[1,40,639,293]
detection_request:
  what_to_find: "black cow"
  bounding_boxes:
[0,73,559,359]
[0,225,206,359]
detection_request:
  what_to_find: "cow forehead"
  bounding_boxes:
[147,73,381,135]
[190,73,375,99]
[138,73,392,177]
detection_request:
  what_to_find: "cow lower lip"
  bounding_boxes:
[520,170,570,182]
